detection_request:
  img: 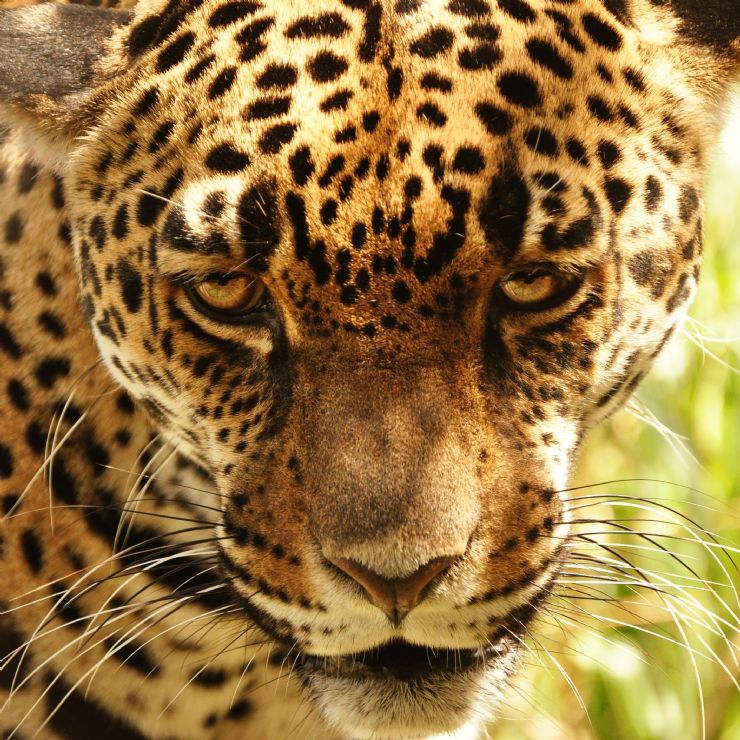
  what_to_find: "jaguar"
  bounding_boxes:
[0,0,738,737]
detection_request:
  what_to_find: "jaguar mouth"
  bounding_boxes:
[300,638,512,682]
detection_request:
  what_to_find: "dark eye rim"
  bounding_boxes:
[184,273,273,325]
[496,265,587,313]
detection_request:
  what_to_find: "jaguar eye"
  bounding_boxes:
[189,274,267,318]
[498,268,582,310]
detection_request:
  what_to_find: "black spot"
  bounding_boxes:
[88,216,106,251]
[498,72,541,108]
[417,103,447,127]
[38,311,66,339]
[156,32,196,73]
[452,146,485,173]
[209,66,238,98]
[245,95,291,120]
[117,259,144,313]
[209,1,260,27]
[289,146,315,186]
[362,111,381,132]
[7,378,30,411]
[421,73,453,92]
[18,162,39,194]
[21,529,43,573]
[259,123,298,154]
[238,184,279,269]
[458,43,501,70]
[335,125,357,143]
[134,87,159,115]
[566,138,588,165]
[679,185,699,223]
[0,322,22,360]
[286,12,350,38]
[582,12,622,49]
[320,199,338,224]
[497,0,536,22]
[524,127,558,156]
[206,144,251,172]
[257,63,298,89]
[644,175,663,212]
[386,66,404,99]
[185,54,217,83]
[587,94,613,122]
[465,21,500,41]
[319,154,346,187]
[358,3,383,62]
[4,212,23,243]
[286,193,331,285]
[597,140,621,169]
[392,280,412,303]
[0,443,13,478]
[36,271,57,296]
[103,636,160,677]
[623,67,646,91]
[410,26,454,57]
[150,121,175,152]
[227,699,253,719]
[307,51,348,82]
[448,0,491,16]
[112,204,130,240]
[25,420,46,455]
[525,38,573,78]
[137,191,165,227]
[480,160,530,262]
[604,177,633,214]
[350,223,367,249]
[128,15,164,56]
[319,89,353,112]
[475,102,512,135]
[35,357,71,389]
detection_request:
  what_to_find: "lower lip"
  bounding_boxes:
[299,638,511,682]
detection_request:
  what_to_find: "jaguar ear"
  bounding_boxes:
[0,3,131,166]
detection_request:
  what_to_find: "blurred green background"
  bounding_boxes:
[492,98,740,740]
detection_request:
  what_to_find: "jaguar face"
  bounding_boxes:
[1,0,732,736]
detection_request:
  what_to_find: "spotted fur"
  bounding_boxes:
[0,1,738,738]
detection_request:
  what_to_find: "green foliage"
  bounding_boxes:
[493,106,740,739]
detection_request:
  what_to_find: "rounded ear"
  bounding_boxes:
[0,3,131,165]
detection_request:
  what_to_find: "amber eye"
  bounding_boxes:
[499,268,581,310]
[188,274,267,320]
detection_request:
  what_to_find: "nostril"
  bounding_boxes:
[326,555,458,626]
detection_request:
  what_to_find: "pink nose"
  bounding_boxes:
[327,555,457,625]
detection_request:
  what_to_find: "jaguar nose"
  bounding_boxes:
[327,555,458,626]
